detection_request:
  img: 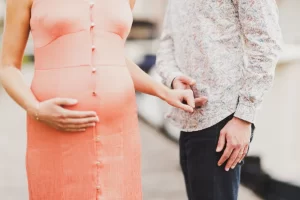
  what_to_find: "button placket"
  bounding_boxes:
[95,136,101,142]
[89,2,102,198]
[96,185,101,193]
[96,160,104,167]
[89,1,97,96]
[89,1,94,7]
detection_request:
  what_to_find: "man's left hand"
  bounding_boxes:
[216,117,252,171]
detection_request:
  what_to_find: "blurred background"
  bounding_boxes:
[1,0,300,199]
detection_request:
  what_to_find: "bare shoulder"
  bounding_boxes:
[129,0,136,10]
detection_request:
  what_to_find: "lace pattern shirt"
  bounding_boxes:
[156,0,282,131]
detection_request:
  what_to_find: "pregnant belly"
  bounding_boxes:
[31,65,137,121]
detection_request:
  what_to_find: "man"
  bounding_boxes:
[156,0,282,199]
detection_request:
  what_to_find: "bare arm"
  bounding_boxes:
[125,58,168,99]
[0,0,38,115]
[125,58,194,113]
[0,0,98,132]
[129,0,136,10]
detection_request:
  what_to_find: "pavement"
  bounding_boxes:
[0,65,261,200]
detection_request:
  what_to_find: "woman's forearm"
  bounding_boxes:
[0,66,38,116]
[0,0,39,116]
[125,58,168,101]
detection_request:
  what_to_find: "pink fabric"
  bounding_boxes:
[27,0,142,199]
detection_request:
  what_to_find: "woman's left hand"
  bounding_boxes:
[164,89,195,113]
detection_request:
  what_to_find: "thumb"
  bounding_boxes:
[183,90,196,109]
[53,98,78,106]
[216,130,226,152]
[178,75,196,86]
[176,102,194,113]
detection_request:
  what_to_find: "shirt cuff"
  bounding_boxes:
[234,103,257,124]
[166,71,184,88]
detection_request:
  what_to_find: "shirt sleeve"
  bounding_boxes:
[233,0,283,123]
[155,1,183,88]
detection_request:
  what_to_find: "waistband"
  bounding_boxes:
[33,31,127,70]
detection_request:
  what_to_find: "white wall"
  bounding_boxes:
[278,0,300,44]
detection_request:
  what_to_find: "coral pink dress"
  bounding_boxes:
[27,0,142,199]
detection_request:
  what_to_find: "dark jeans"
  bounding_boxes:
[179,114,254,200]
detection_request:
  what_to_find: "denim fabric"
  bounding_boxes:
[180,114,254,200]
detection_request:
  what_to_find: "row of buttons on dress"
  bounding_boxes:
[90,1,97,97]
[89,1,103,197]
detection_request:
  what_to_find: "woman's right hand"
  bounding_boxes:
[29,98,99,132]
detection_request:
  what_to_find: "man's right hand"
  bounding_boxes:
[172,75,208,108]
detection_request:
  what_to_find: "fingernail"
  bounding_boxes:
[231,166,235,169]
[225,168,229,171]
[92,123,96,126]
[217,163,221,166]
[72,99,78,103]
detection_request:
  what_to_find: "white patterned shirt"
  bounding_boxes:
[155,0,282,131]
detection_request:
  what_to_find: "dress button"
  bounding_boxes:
[96,186,101,193]
[96,161,103,167]
[92,45,96,50]
[89,2,94,7]
[91,22,95,28]
[92,67,96,73]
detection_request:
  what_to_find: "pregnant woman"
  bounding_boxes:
[0,0,203,199]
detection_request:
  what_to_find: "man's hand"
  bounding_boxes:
[216,117,252,171]
[172,75,207,107]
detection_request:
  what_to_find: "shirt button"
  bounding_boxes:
[92,67,96,73]
[91,22,95,28]
[89,2,94,7]
[95,136,101,142]
[92,91,97,96]
[92,45,96,50]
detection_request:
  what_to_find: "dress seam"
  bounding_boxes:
[34,64,127,71]
[33,29,88,49]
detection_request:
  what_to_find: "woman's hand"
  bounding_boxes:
[28,98,99,132]
[164,89,195,113]
[172,75,208,108]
